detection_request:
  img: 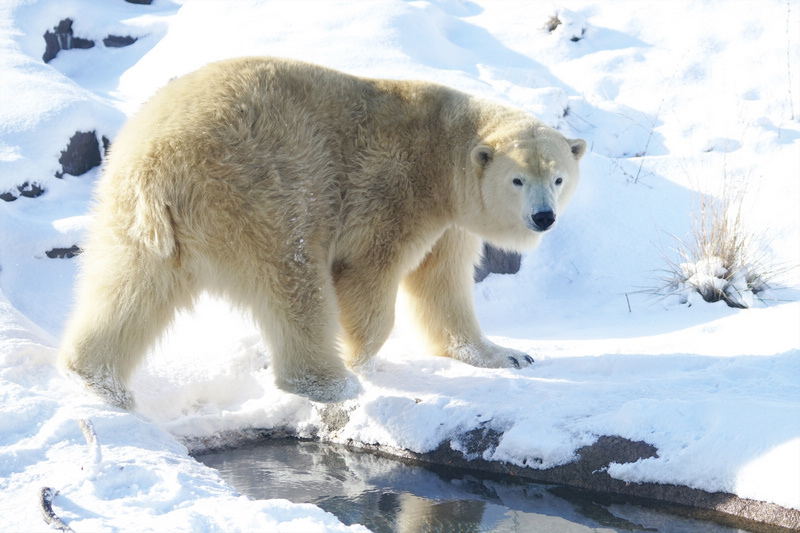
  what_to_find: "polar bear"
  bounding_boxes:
[58,57,586,408]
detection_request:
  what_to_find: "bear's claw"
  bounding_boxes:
[507,354,533,368]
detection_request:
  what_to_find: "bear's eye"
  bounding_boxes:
[555,177,563,186]
[512,177,523,187]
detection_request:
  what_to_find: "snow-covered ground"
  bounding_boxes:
[2,0,798,531]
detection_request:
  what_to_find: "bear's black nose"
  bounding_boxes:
[532,210,556,230]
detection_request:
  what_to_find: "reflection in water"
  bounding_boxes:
[196,439,744,533]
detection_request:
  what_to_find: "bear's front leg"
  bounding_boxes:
[401,228,534,369]
[334,260,400,371]
[257,261,360,403]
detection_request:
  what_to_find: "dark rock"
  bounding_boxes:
[402,434,800,531]
[103,35,137,48]
[474,243,521,282]
[569,435,659,477]
[125,0,153,4]
[1,182,45,202]
[453,425,503,459]
[56,131,102,178]
[18,182,45,198]
[570,28,587,42]
[183,427,296,456]
[45,245,82,259]
[43,19,94,63]
[317,404,353,433]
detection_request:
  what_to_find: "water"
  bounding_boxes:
[196,439,747,533]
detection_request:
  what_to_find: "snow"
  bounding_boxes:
[1,0,799,530]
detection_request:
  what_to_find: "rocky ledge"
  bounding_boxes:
[184,425,799,532]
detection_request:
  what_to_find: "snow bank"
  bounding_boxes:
[0,288,367,532]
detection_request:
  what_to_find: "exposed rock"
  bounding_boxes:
[1,182,45,202]
[570,28,587,42]
[56,131,101,178]
[43,19,138,63]
[125,0,153,4]
[45,245,82,259]
[317,404,353,433]
[43,19,94,63]
[102,35,137,48]
[474,243,521,282]
[18,181,45,198]
[374,435,800,532]
[451,424,503,460]
[182,428,296,456]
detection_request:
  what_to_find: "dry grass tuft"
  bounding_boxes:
[545,15,562,33]
[658,179,777,308]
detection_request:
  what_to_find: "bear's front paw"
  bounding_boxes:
[447,339,534,369]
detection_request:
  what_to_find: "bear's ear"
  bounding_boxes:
[568,138,587,160]
[470,144,494,169]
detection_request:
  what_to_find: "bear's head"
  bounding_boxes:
[467,131,586,250]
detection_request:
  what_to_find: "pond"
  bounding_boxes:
[196,439,747,533]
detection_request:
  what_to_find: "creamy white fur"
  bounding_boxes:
[58,57,586,408]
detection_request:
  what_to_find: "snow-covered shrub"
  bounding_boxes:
[662,180,772,308]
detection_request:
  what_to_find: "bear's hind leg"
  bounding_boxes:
[401,228,533,369]
[59,245,187,409]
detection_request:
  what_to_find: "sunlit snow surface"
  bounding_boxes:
[1,0,798,531]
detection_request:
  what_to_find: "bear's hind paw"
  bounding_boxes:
[65,367,135,410]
